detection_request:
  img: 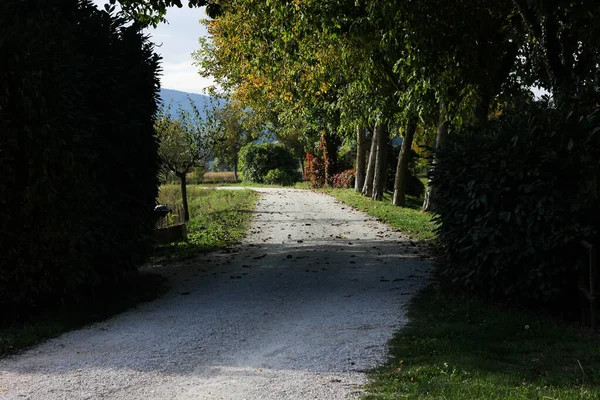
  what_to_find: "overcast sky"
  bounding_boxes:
[93,1,214,95]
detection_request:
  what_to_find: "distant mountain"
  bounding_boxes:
[158,88,214,119]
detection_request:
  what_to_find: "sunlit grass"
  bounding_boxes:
[319,188,436,242]
[156,185,260,258]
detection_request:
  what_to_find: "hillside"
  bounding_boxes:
[158,88,214,119]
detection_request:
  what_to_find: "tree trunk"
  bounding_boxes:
[423,102,449,212]
[361,124,378,197]
[474,92,491,128]
[372,123,388,201]
[393,117,418,206]
[300,158,305,181]
[354,125,367,192]
[177,172,190,222]
[233,160,238,182]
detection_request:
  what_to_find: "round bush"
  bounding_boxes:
[264,169,298,186]
[238,142,299,183]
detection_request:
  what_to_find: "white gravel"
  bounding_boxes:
[0,189,430,400]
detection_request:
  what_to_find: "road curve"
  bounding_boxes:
[0,189,430,400]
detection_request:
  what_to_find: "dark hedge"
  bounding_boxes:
[0,0,161,322]
[432,100,599,306]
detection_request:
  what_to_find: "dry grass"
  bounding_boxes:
[202,171,237,183]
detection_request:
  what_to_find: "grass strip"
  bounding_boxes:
[320,188,436,242]
[156,185,260,259]
[364,283,600,399]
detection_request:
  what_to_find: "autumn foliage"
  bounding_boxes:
[304,153,325,188]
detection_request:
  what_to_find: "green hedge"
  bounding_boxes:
[0,0,161,322]
[264,168,298,186]
[433,101,599,305]
[238,142,299,183]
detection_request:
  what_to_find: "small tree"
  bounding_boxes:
[209,102,256,182]
[156,102,211,221]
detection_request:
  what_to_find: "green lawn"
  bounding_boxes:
[319,188,436,242]
[156,185,260,259]
[364,283,600,399]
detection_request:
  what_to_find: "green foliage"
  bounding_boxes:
[114,0,220,27]
[263,169,298,186]
[238,142,299,183]
[156,100,212,177]
[208,102,258,177]
[156,186,259,259]
[365,284,600,399]
[0,0,161,323]
[433,100,600,304]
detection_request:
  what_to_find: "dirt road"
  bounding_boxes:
[0,189,430,399]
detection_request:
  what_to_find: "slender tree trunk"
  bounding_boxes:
[300,158,305,181]
[423,102,449,212]
[233,160,238,182]
[354,125,367,192]
[177,172,190,221]
[362,124,379,197]
[393,117,418,206]
[372,123,388,201]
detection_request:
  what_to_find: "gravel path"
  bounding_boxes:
[0,189,430,400]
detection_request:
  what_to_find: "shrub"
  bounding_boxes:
[264,169,298,186]
[238,142,298,183]
[433,100,599,306]
[305,153,326,188]
[0,0,160,322]
[332,170,356,188]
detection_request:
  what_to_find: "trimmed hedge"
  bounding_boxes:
[238,142,299,183]
[433,101,599,305]
[0,0,161,322]
[264,169,297,186]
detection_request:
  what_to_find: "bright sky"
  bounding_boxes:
[93,1,215,95]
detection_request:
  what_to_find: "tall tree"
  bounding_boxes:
[423,102,449,212]
[354,125,368,192]
[209,102,257,182]
[362,124,379,197]
[371,123,388,201]
[393,116,418,206]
